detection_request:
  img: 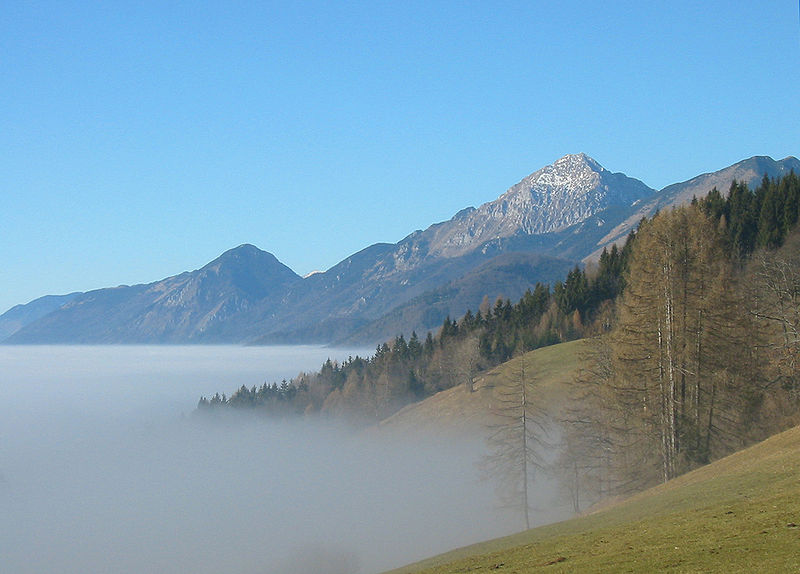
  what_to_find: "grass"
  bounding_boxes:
[384,420,800,573]
[379,339,585,438]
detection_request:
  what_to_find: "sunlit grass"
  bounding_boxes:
[384,422,800,573]
[379,339,585,438]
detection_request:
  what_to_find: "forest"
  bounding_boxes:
[559,171,800,503]
[199,171,800,495]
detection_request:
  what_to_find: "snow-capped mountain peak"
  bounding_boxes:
[526,152,605,192]
[422,154,655,258]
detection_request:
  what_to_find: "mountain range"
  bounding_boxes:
[3,153,798,345]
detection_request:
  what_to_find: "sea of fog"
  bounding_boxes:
[0,345,563,574]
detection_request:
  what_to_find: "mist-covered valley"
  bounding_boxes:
[0,346,566,574]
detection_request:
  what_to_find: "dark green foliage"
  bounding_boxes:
[555,267,589,316]
[781,171,800,233]
[320,358,346,390]
[729,181,759,255]
[408,331,423,360]
[423,331,435,357]
[757,176,786,249]
[698,170,800,256]
[439,316,459,344]
[592,244,627,303]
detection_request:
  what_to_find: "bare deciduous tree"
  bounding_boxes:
[751,232,800,397]
[586,206,764,487]
[482,353,549,529]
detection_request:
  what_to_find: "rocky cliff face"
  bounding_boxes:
[471,153,651,233]
[393,153,655,265]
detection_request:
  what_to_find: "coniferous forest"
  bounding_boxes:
[200,172,800,494]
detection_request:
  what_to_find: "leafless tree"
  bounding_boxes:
[482,353,549,529]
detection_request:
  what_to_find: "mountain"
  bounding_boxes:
[4,154,797,345]
[256,252,577,345]
[5,245,301,343]
[659,155,800,207]
[586,155,800,261]
[249,154,654,342]
[0,293,82,340]
[419,153,655,260]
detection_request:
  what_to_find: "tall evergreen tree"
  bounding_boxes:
[757,177,785,249]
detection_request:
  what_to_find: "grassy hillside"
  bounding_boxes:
[384,421,800,573]
[378,339,585,438]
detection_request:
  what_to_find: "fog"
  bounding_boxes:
[0,346,568,573]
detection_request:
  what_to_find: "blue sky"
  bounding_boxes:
[2,1,799,313]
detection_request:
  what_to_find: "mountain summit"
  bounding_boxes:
[5,244,301,343]
[422,153,655,259]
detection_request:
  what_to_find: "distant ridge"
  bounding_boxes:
[5,244,301,343]
[0,293,81,340]
[586,154,800,261]
[658,155,800,206]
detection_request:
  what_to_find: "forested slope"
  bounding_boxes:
[559,172,800,506]
[201,171,798,436]
[193,171,800,572]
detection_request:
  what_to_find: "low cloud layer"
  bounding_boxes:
[0,346,567,573]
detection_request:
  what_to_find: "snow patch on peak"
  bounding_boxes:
[422,154,655,259]
[553,152,600,169]
[524,153,606,196]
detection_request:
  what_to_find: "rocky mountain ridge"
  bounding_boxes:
[6,245,301,343]
[585,154,800,261]
[3,153,798,345]
[393,153,655,264]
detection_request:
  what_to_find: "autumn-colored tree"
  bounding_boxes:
[611,206,762,482]
[749,229,800,421]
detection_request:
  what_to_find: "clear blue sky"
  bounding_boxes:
[2,1,799,313]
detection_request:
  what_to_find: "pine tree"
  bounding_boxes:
[780,171,800,234]
[727,180,758,256]
[756,176,785,249]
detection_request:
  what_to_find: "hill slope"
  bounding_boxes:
[378,339,585,438]
[385,422,800,573]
